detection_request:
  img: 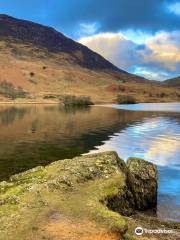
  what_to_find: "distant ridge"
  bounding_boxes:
[163,76,180,88]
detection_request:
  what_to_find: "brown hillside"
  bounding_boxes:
[0,14,179,103]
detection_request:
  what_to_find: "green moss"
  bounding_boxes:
[85,176,127,233]
[2,185,24,200]
[10,166,47,184]
[0,181,14,193]
[0,203,19,216]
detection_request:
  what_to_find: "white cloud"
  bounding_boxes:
[145,137,180,167]
[79,31,180,80]
[79,32,139,69]
[168,2,180,16]
[133,67,169,81]
[76,22,99,37]
[144,31,180,71]
[121,29,152,44]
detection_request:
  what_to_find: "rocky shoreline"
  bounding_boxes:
[0,151,179,240]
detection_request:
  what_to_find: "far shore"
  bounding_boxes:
[0,99,179,105]
[0,101,60,105]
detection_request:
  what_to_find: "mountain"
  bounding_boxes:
[0,14,123,72]
[0,14,179,103]
[163,76,180,88]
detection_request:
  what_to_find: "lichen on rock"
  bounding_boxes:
[127,157,158,210]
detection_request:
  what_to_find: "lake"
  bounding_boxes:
[0,103,179,222]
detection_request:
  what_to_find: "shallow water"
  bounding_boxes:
[0,103,179,222]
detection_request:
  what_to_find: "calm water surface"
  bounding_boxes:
[0,103,179,222]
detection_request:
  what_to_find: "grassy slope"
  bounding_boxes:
[0,40,180,103]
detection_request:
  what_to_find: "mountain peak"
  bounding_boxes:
[0,14,123,72]
[0,14,12,19]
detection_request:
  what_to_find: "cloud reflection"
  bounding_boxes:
[88,116,180,169]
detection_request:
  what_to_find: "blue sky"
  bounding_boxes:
[1,0,180,80]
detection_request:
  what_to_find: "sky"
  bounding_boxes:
[0,0,180,80]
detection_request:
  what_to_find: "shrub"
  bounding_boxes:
[43,95,59,99]
[160,92,166,98]
[116,95,137,104]
[61,95,93,107]
[0,81,27,99]
[118,86,125,92]
[29,72,35,77]
[16,86,27,98]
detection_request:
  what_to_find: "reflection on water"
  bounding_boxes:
[0,103,179,222]
[0,104,154,179]
[89,116,180,168]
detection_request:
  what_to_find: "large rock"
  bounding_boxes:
[127,157,158,210]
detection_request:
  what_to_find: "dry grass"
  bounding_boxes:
[45,218,119,240]
[0,40,179,103]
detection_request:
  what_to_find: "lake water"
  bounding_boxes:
[0,103,179,222]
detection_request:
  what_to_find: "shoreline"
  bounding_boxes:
[0,101,60,105]
[0,100,179,105]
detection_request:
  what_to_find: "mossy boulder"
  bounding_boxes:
[127,157,158,210]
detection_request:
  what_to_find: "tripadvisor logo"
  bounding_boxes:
[135,227,144,236]
[135,226,174,236]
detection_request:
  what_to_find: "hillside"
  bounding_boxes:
[0,14,122,72]
[0,14,179,103]
[163,77,180,88]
